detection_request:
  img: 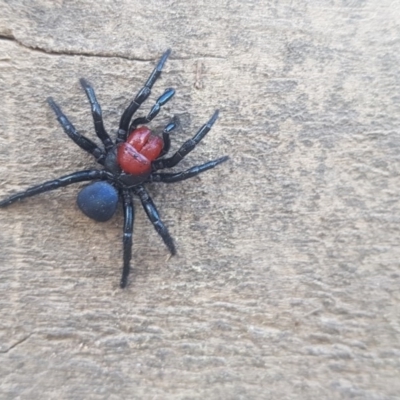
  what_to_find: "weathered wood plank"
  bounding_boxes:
[0,1,399,398]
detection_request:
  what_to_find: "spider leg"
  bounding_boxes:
[159,118,178,157]
[0,170,111,207]
[120,189,134,288]
[129,88,175,132]
[152,110,219,170]
[80,78,114,151]
[117,49,171,143]
[47,98,106,165]
[135,185,176,255]
[149,156,229,183]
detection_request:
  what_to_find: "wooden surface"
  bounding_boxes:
[1,1,399,399]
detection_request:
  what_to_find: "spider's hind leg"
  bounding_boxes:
[120,189,134,288]
[135,185,176,256]
[0,170,110,207]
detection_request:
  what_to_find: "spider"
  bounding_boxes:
[0,49,228,288]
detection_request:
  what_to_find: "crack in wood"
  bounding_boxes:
[0,35,225,61]
[0,334,33,354]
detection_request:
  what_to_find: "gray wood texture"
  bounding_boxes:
[0,1,399,399]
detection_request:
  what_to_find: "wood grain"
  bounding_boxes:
[0,1,399,399]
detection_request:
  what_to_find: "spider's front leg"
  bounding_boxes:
[117,49,171,143]
[152,110,219,170]
[149,156,229,183]
[158,118,178,158]
[128,88,175,133]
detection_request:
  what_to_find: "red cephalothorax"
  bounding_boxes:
[117,127,164,175]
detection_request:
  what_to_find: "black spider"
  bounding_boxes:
[0,49,228,288]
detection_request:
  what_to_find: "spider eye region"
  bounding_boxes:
[77,182,119,222]
[117,127,163,175]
